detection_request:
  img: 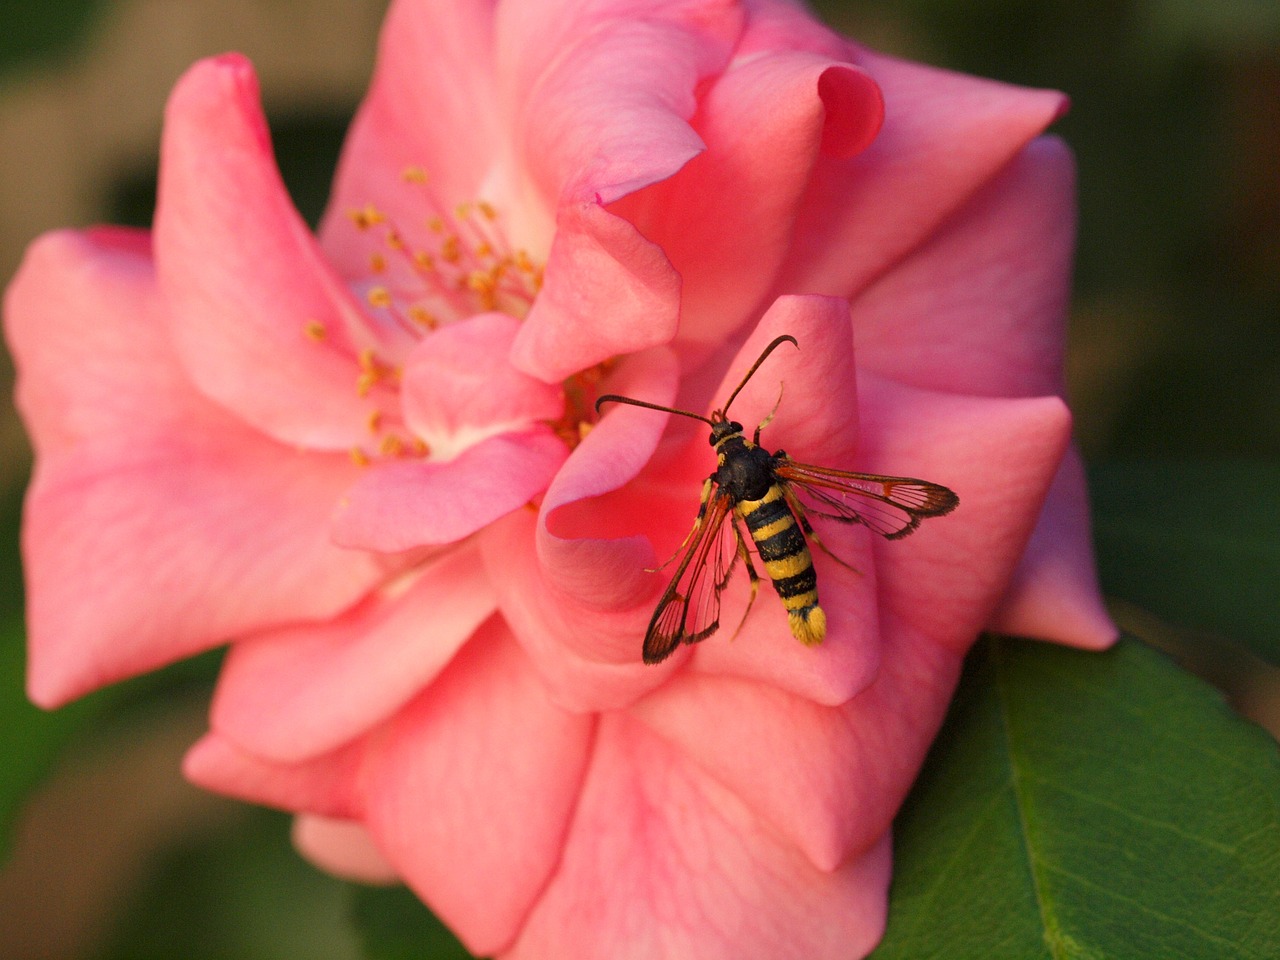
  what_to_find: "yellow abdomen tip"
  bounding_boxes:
[788,606,826,646]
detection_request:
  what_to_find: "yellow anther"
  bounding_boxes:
[515,250,534,273]
[440,235,460,263]
[410,436,430,457]
[386,230,406,251]
[408,306,438,329]
[413,251,435,272]
[356,372,378,397]
[478,200,497,220]
[367,286,393,308]
[304,320,327,341]
[455,202,472,219]
[369,252,387,274]
[427,216,444,233]
[402,166,428,183]
[466,270,498,309]
[367,409,383,434]
[349,446,371,467]
[475,241,493,259]
[347,205,385,229]
[380,434,405,457]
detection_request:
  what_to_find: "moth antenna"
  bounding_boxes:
[721,335,799,417]
[595,394,714,425]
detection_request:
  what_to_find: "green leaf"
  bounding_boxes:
[872,635,1280,959]
[1091,461,1280,664]
[351,885,476,960]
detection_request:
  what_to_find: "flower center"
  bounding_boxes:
[306,169,604,465]
[349,167,543,333]
[303,169,552,467]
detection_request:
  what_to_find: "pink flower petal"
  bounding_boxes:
[856,375,1073,655]
[6,228,175,457]
[989,448,1117,649]
[504,2,742,380]
[292,816,399,885]
[511,200,683,382]
[616,54,882,357]
[332,429,567,553]
[679,297,882,702]
[154,54,385,449]
[498,0,738,208]
[851,136,1077,397]
[776,50,1068,301]
[483,509,660,712]
[211,546,496,762]
[321,0,502,275]
[632,626,963,871]
[505,713,892,960]
[400,313,563,460]
[362,620,594,956]
[182,733,364,819]
[7,231,388,708]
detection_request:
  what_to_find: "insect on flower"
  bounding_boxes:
[596,335,960,664]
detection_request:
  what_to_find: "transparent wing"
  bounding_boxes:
[643,488,740,664]
[774,458,958,540]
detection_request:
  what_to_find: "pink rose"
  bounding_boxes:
[5,0,1116,956]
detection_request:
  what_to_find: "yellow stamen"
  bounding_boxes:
[303,320,327,341]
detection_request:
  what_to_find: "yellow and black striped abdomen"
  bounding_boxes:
[735,485,827,645]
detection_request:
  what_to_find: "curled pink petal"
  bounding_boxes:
[504,2,743,380]
[292,816,400,885]
[332,429,567,553]
[511,200,682,381]
[363,620,594,956]
[400,313,563,459]
[618,54,883,356]
[777,50,1068,300]
[499,0,737,208]
[155,55,386,449]
[506,714,892,960]
[989,448,1118,649]
[182,733,364,820]
[212,546,496,762]
[483,510,662,712]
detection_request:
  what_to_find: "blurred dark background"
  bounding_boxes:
[0,0,1275,956]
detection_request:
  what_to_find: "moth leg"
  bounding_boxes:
[726,514,760,642]
[782,485,861,574]
[753,382,785,445]
[648,475,716,573]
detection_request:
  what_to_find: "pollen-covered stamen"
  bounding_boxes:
[345,168,543,332]
[550,359,618,449]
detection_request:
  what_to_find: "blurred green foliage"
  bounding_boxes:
[0,0,104,76]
